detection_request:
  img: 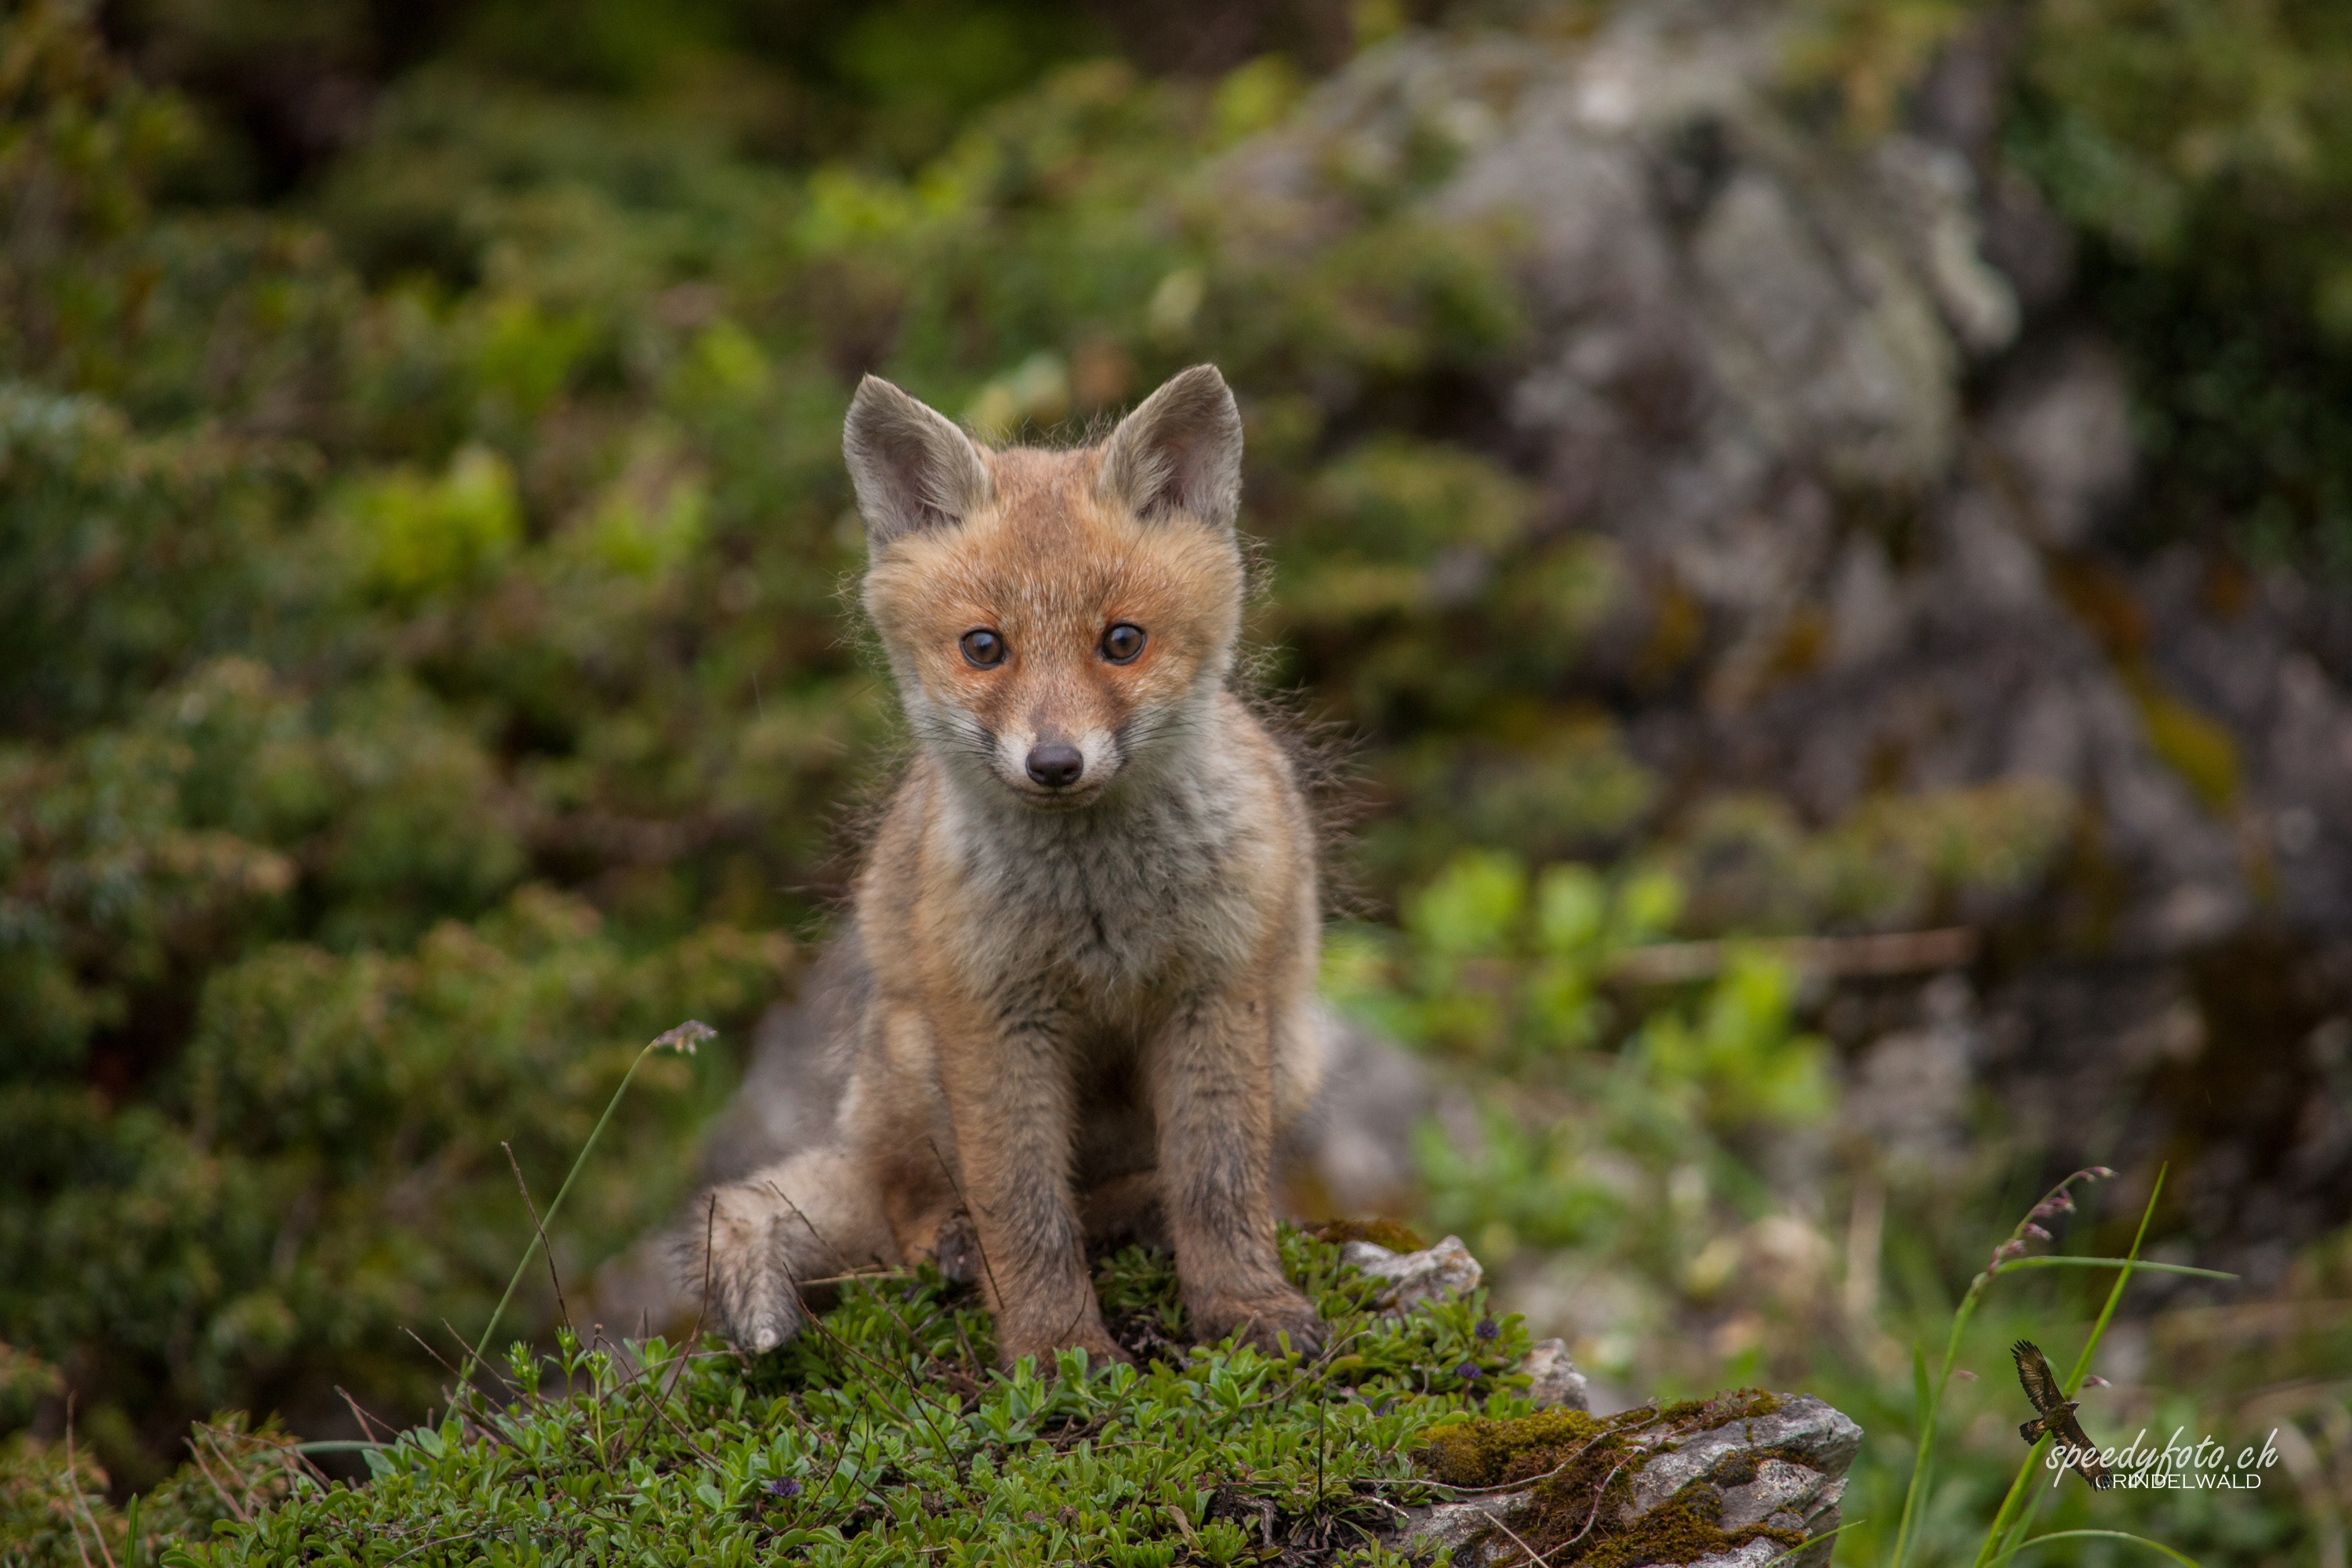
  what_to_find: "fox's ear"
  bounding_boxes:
[844,376,993,546]
[1097,364,1242,532]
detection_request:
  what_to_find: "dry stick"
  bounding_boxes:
[927,1138,1007,1317]
[181,1434,252,1525]
[503,1141,571,1333]
[1436,1411,1669,1499]
[1488,1511,1561,1568]
[661,1196,720,1397]
[386,1526,497,1566]
[611,1197,725,1476]
[334,1385,398,1447]
[1555,1455,1637,1552]
[444,1317,503,1392]
[772,1194,962,1462]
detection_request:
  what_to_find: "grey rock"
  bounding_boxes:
[1985,336,2134,547]
[1396,1492,1534,1563]
[1277,1004,1434,1214]
[1392,1390,1860,1568]
[1520,1338,1592,1410]
[1622,1396,1860,1520]
[1344,1234,1484,1312]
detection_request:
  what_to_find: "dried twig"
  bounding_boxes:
[1489,1510,1559,1568]
[503,1141,570,1333]
[928,1139,1005,1312]
[1609,927,1977,985]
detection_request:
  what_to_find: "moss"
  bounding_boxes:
[1712,1450,1759,1486]
[1420,1408,1606,1487]
[2124,669,2241,815]
[1572,1485,1806,1568]
[1421,1390,1810,1566]
[1308,1217,1432,1254]
[136,1231,1539,1565]
[1653,1388,1782,1427]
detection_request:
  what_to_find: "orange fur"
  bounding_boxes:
[694,366,1326,1367]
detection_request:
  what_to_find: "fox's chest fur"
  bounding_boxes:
[923,731,1275,1009]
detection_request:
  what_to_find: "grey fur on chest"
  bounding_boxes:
[946,771,1261,994]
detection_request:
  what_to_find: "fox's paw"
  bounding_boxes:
[691,1186,808,1355]
[931,1210,983,1288]
[1191,1287,1326,1359]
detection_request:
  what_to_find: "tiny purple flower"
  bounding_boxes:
[1475,1318,1499,1341]
[2089,1166,2116,1179]
[766,1478,802,1500]
[2023,1223,2053,1243]
[1457,1362,1483,1381]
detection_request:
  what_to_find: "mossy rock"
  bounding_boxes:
[1401,1389,1859,1567]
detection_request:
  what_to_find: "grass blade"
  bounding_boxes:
[1759,1516,1864,1568]
[1990,1258,2233,1283]
[1983,1528,2208,1568]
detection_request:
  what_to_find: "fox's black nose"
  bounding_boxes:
[1025,742,1084,788]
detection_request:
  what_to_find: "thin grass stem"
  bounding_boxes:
[456,1021,712,1397]
[1981,1527,2208,1568]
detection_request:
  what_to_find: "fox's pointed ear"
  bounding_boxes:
[1097,364,1242,531]
[844,376,993,546]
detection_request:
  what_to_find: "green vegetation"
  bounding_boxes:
[25,1232,1531,1566]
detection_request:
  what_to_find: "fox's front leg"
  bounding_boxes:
[931,1000,1129,1370]
[1149,988,1325,1356]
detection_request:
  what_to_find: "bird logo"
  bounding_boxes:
[2012,1340,2114,1489]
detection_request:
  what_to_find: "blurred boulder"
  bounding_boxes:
[1519,1337,1592,1410]
[1342,1233,1483,1312]
[1215,0,2352,1265]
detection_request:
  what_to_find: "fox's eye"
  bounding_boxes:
[1101,623,1145,664]
[960,629,1006,667]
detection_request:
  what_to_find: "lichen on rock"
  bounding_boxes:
[1402,1388,1857,1567]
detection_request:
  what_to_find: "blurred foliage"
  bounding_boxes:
[1801,0,2352,570]
[1326,849,1830,1310]
[2008,1,2352,571]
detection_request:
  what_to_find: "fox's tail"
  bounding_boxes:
[683,1143,896,1353]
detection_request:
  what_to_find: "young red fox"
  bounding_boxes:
[694,365,1327,1369]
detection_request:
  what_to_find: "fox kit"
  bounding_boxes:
[695,365,1327,1369]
